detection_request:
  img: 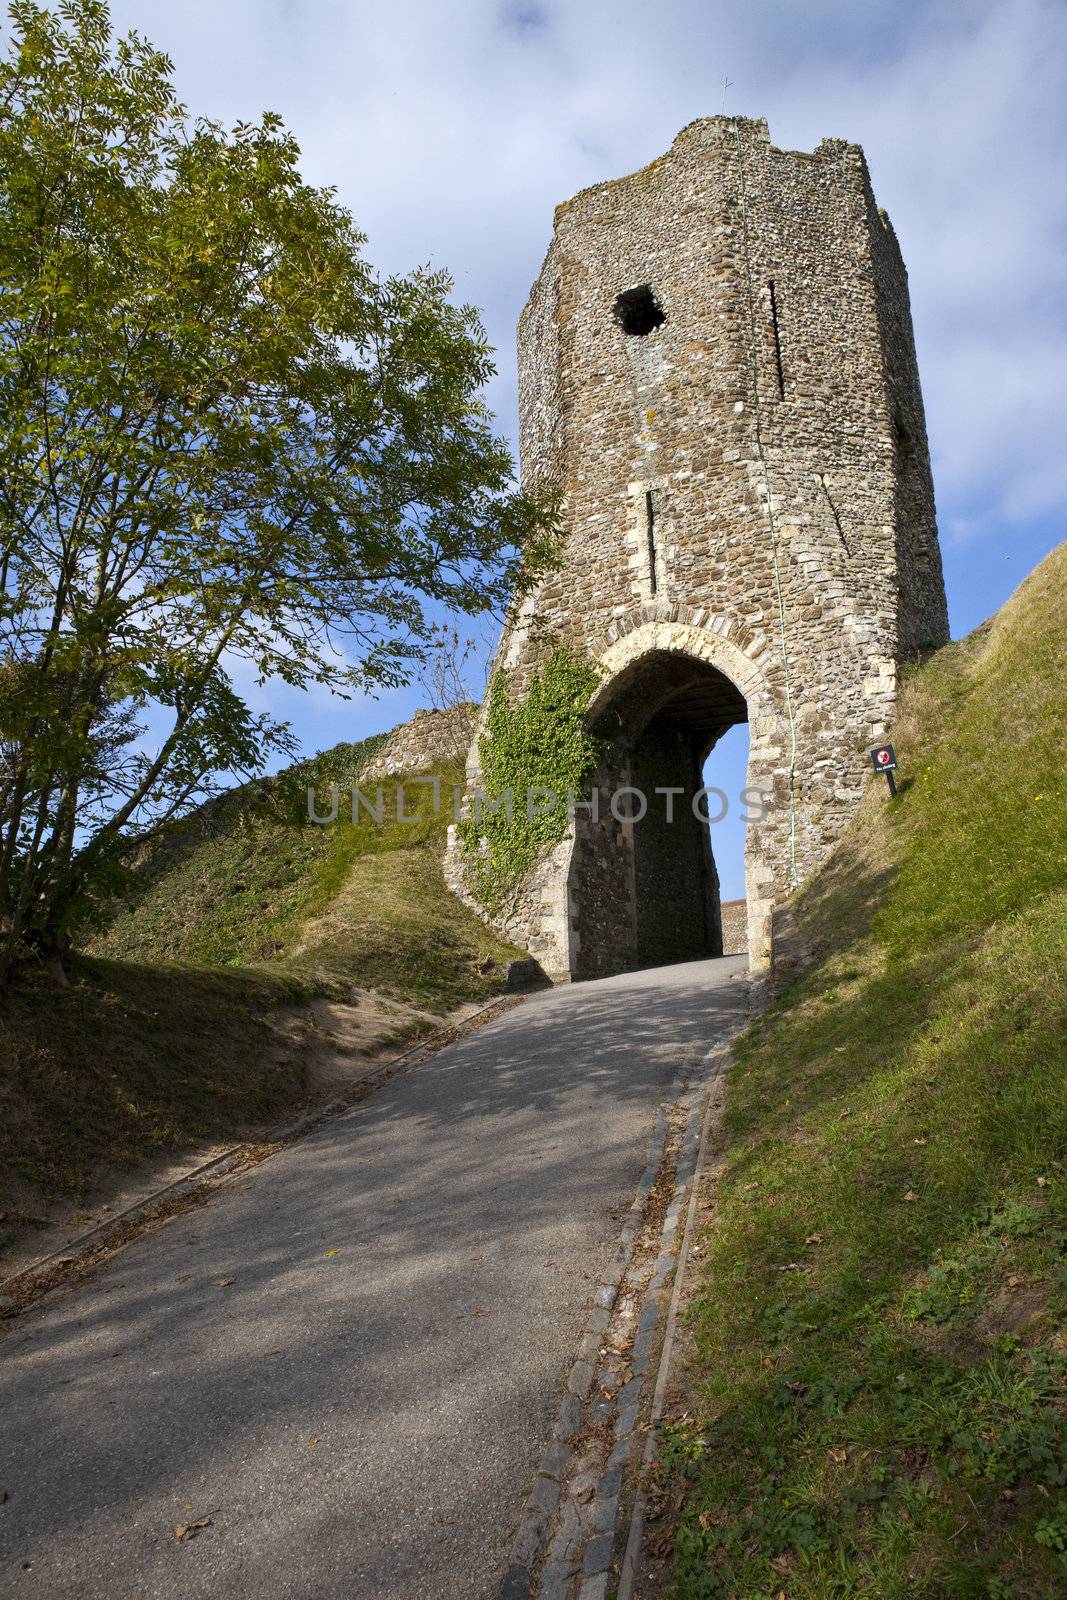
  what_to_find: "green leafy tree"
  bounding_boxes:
[0,0,556,980]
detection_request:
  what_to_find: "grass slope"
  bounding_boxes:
[2,732,521,1241]
[1,958,317,1231]
[89,738,523,1011]
[658,546,1067,1598]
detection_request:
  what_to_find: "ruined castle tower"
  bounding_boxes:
[459,116,948,980]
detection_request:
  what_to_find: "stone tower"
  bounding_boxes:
[455,116,948,981]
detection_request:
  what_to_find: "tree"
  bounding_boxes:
[417,622,481,717]
[0,0,557,981]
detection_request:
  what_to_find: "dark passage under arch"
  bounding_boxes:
[569,651,748,978]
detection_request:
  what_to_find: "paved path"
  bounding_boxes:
[1,956,747,1600]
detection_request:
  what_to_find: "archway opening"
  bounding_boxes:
[701,721,751,956]
[568,650,748,978]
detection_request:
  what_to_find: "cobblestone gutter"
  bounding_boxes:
[498,1023,746,1600]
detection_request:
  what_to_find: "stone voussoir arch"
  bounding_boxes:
[552,607,785,979]
[584,606,781,732]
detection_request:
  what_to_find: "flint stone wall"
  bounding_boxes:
[720,899,748,958]
[446,115,948,980]
[362,704,477,782]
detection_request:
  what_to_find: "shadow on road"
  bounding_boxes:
[1,956,748,1600]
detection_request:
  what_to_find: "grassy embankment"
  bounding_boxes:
[657,546,1067,1597]
[1,734,522,1240]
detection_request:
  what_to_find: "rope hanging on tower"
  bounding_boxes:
[729,118,801,892]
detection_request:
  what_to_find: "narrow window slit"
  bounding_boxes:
[818,474,852,556]
[645,490,658,594]
[768,280,785,398]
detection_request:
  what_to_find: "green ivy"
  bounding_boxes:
[459,647,603,912]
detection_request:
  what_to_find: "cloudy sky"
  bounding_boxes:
[100,0,1066,890]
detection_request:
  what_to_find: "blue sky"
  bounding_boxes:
[103,0,1067,895]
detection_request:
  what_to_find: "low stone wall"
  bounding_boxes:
[361,703,477,781]
[720,899,747,958]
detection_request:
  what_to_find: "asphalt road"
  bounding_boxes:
[1,955,747,1600]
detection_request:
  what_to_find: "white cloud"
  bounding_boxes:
[101,0,1065,552]
[64,0,1051,677]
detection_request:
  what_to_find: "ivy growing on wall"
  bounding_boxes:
[459,647,603,913]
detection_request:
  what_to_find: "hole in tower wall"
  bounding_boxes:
[613,284,666,337]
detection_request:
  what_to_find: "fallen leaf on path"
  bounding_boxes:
[471,1308,487,1317]
[576,1485,595,1504]
[324,1250,339,1259]
[175,1519,211,1541]
[214,1277,236,1288]
[307,1438,318,1448]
